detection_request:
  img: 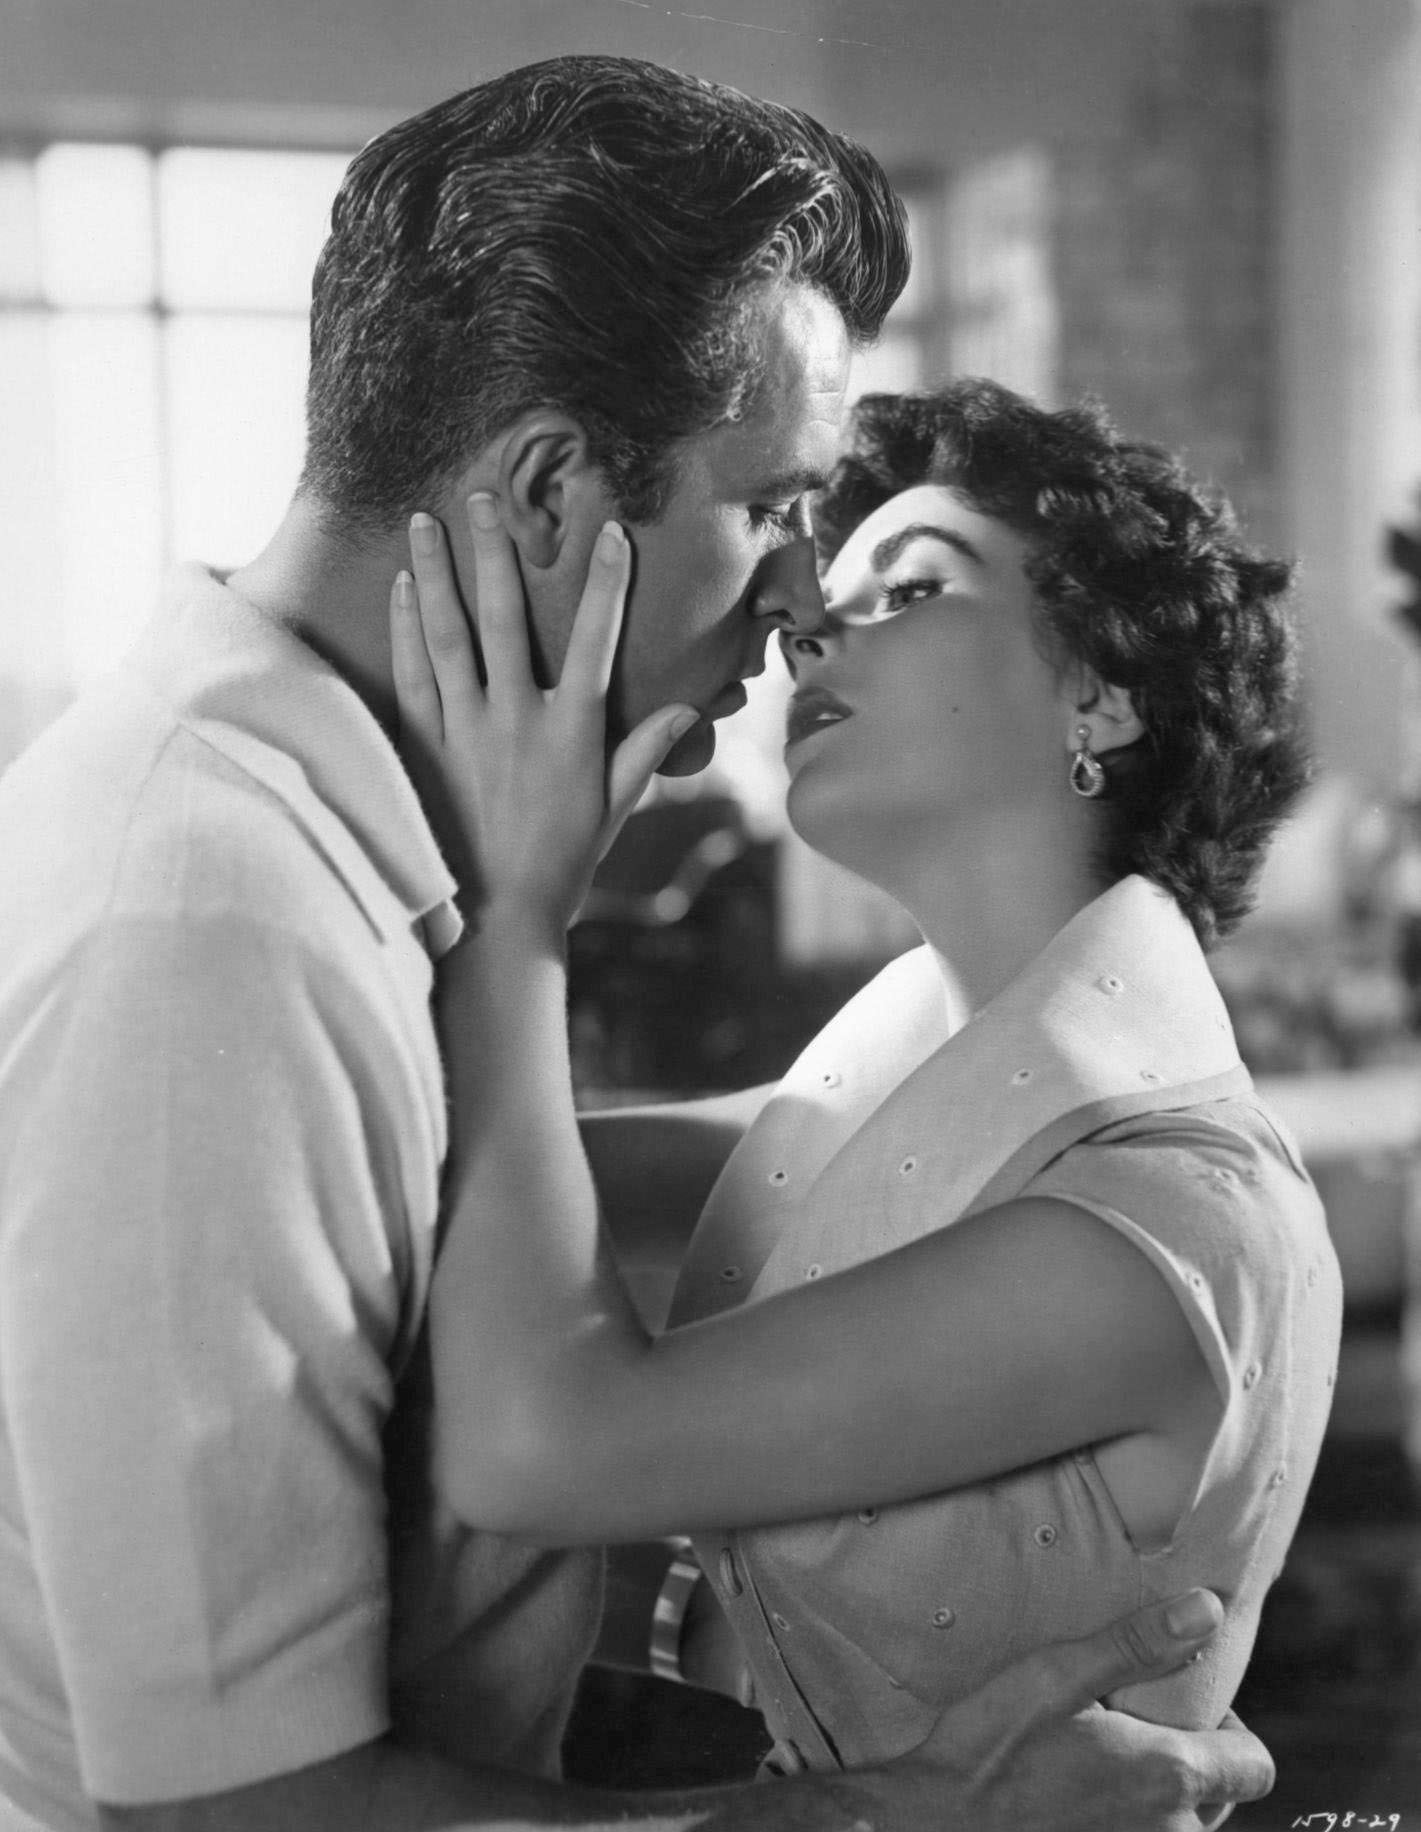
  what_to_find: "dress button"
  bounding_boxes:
[1011,1068,1033,1086]
[768,1169,789,1187]
[858,1507,879,1525]
[772,1612,791,1632]
[820,1069,841,1089]
[1306,1265,1318,1288]
[719,1264,743,1283]
[1270,1465,1287,1489]
[1242,1362,1261,1389]
[898,1156,919,1177]
[763,1740,807,1777]
[1034,1523,1058,1547]
[1098,974,1124,996]
[932,1606,956,1629]
[1141,1069,1163,1084]
[719,1548,744,1598]
[804,1264,822,1280]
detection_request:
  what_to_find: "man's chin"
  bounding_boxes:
[656,717,716,777]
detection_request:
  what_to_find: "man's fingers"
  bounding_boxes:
[389,570,443,746]
[466,491,534,702]
[1186,1712,1276,1809]
[603,706,699,846]
[408,513,483,724]
[560,521,633,700]
[1039,1590,1224,1726]
[948,1590,1225,1752]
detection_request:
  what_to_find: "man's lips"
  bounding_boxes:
[785,686,853,749]
[703,681,748,721]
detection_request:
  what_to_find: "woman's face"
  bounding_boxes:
[783,483,1078,874]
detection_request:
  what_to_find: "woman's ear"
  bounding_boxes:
[496,410,608,570]
[1072,673,1146,757]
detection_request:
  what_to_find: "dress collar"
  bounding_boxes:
[670,876,1248,1322]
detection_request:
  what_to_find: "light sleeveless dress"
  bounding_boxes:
[669,877,1341,1772]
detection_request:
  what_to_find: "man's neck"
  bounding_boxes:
[226,495,404,732]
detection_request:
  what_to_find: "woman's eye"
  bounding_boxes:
[879,576,943,615]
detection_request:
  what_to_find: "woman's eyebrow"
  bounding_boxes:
[870,523,984,573]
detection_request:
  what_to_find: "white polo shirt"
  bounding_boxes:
[0,568,600,1827]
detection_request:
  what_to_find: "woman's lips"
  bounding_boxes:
[785,686,853,750]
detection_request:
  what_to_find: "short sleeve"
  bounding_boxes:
[0,913,412,1804]
[1019,1102,1309,1414]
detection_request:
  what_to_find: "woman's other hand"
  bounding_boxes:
[389,493,696,937]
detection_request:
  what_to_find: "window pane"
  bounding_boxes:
[37,144,154,307]
[158,148,349,310]
[894,192,933,319]
[0,158,41,302]
[50,313,164,679]
[164,315,310,566]
[946,148,1059,403]
[846,331,923,403]
[0,315,69,762]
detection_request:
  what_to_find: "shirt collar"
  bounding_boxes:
[136,565,462,956]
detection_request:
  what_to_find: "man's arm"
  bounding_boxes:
[95,1591,1270,1831]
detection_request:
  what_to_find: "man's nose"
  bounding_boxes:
[748,513,825,637]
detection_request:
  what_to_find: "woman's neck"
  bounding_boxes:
[860,808,1107,1017]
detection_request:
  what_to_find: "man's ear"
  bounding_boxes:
[1070,671,1146,756]
[495,410,607,570]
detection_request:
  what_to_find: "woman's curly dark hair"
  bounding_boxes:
[813,378,1310,947]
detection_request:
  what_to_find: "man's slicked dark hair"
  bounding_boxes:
[301,55,909,530]
[814,379,1311,947]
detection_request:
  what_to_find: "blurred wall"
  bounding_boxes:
[0,0,1151,149]
[1280,0,1421,794]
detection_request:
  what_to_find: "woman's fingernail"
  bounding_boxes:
[467,492,499,532]
[409,513,438,554]
[393,569,414,604]
[597,520,625,562]
[668,709,699,740]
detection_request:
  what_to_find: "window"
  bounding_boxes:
[0,140,350,763]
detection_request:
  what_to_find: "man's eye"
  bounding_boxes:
[879,577,943,614]
[748,503,799,536]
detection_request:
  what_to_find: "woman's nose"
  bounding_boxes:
[779,608,844,679]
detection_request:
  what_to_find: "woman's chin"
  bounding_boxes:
[786,778,858,866]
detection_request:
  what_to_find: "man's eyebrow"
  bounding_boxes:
[870,522,984,573]
[749,466,832,501]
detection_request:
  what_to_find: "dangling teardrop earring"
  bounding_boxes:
[1069,723,1107,799]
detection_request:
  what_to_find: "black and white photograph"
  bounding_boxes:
[1,2,1419,1827]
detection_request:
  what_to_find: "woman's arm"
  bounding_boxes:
[394,502,1216,1545]
[429,919,1212,1542]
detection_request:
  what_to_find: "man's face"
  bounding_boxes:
[615,284,851,775]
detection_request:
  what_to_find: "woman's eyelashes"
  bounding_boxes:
[877,574,947,617]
